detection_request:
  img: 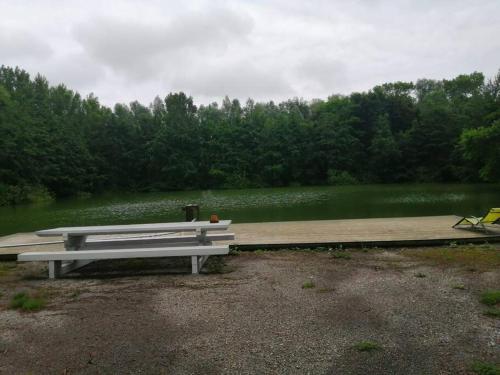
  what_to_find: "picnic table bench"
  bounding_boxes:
[18,221,234,278]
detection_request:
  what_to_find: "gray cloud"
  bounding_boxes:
[0,0,498,106]
[171,62,294,100]
[295,58,349,93]
[73,7,253,80]
[0,27,53,61]
[40,53,107,90]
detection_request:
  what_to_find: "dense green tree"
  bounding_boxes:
[368,114,402,182]
[404,89,459,181]
[459,70,500,182]
[149,93,200,190]
[460,120,500,182]
[0,65,498,205]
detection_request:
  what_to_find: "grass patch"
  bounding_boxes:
[471,361,500,375]
[0,262,17,276]
[414,272,426,278]
[330,251,351,260]
[202,256,234,274]
[484,307,500,318]
[228,248,241,256]
[10,292,46,312]
[452,284,466,290]
[404,244,500,269]
[302,280,315,289]
[480,290,500,306]
[354,340,381,352]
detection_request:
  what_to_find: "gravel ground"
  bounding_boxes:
[0,247,499,374]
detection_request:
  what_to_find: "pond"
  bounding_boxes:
[0,183,499,236]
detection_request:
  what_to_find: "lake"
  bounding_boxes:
[1,184,499,236]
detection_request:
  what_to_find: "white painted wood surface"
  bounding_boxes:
[18,245,229,261]
[36,221,231,237]
[83,233,234,250]
[19,244,230,278]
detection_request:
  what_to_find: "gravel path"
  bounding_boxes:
[0,248,499,374]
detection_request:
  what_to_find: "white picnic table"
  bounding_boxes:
[36,221,232,237]
[19,221,233,278]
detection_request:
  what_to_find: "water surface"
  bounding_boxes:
[1,184,499,236]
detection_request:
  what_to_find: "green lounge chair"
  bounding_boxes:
[453,208,500,231]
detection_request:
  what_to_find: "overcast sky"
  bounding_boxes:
[1,0,499,106]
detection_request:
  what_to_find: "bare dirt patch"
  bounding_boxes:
[0,246,499,374]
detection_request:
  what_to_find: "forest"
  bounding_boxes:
[0,65,499,205]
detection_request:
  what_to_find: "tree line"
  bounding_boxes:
[0,65,499,205]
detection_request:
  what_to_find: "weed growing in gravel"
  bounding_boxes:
[452,284,466,290]
[358,247,377,253]
[354,341,381,352]
[228,247,241,256]
[302,280,315,289]
[0,262,16,276]
[203,256,234,274]
[254,249,266,255]
[330,251,351,260]
[480,290,500,306]
[484,308,500,318]
[470,361,500,375]
[313,246,326,251]
[414,272,426,278]
[478,291,500,320]
[10,292,46,312]
[405,245,500,269]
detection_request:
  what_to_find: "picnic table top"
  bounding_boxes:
[36,220,232,237]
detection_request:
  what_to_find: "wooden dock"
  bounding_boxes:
[1,215,500,259]
[230,215,500,248]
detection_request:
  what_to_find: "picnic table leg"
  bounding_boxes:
[61,234,91,276]
[191,256,200,274]
[198,255,209,270]
[63,234,87,250]
[48,260,61,279]
[193,229,211,274]
[61,260,94,275]
[196,228,209,245]
[191,255,210,274]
